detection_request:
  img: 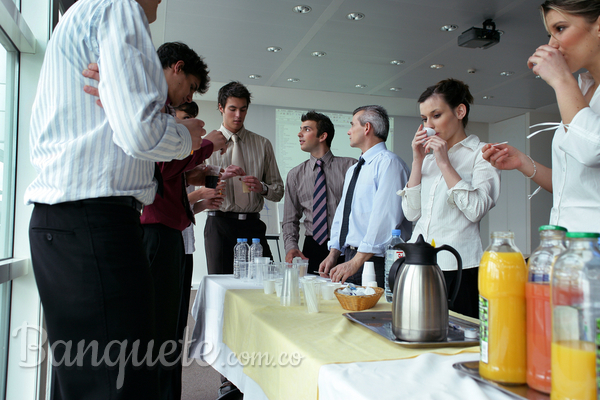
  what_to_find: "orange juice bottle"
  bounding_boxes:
[479,231,527,384]
[526,225,566,394]
[551,232,600,400]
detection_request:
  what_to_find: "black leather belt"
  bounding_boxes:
[207,211,260,221]
[347,245,359,251]
[79,196,143,212]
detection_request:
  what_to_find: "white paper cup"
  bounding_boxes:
[322,283,336,300]
[264,279,275,295]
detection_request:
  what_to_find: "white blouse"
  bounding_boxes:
[550,72,600,232]
[398,135,501,271]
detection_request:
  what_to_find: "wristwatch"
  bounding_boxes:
[260,182,268,195]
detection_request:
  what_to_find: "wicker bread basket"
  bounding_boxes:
[334,286,384,311]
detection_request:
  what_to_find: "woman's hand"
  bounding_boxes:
[411,124,428,164]
[481,143,524,171]
[424,135,450,168]
[527,45,575,90]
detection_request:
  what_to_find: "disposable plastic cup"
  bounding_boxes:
[294,260,309,277]
[322,284,336,301]
[264,279,275,295]
[275,279,283,297]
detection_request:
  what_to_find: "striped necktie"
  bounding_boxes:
[313,159,328,245]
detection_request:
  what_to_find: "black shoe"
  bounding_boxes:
[217,380,243,400]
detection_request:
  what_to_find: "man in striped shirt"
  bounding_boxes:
[24,1,207,398]
[204,82,284,275]
[282,111,356,274]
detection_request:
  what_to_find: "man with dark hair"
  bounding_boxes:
[282,111,356,273]
[138,43,230,400]
[157,42,210,95]
[319,105,411,288]
[25,1,208,399]
[204,81,284,275]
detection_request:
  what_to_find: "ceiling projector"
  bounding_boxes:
[458,19,500,49]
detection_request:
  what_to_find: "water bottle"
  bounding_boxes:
[249,238,263,281]
[384,229,404,302]
[233,238,249,279]
[249,238,263,263]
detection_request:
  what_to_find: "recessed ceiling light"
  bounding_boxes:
[441,24,458,32]
[389,87,401,91]
[267,46,282,53]
[311,51,326,57]
[287,78,300,83]
[390,60,405,65]
[500,71,514,76]
[248,74,261,79]
[430,64,445,69]
[483,95,494,100]
[355,84,367,88]
[293,5,311,14]
[347,12,365,21]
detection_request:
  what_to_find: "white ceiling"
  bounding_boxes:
[149,0,561,123]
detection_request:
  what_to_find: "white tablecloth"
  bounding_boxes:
[189,275,512,400]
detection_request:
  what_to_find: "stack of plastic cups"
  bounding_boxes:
[362,261,377,287]
[281,265,300,306]
[302,279,320,313]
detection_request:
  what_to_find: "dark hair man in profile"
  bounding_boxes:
[282,111,356,273]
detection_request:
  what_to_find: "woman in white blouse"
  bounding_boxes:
[483,0,600,233]
[398,79,501,318]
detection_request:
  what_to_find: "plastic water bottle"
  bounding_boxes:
[249,238,263,263]
[384,229,404,302]
[233,238,249,279]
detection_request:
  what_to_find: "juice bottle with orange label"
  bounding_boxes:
[479,231,527,384]
[526,225,567,394]
[551,232,600,400]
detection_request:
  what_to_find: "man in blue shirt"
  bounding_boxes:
[319,105,411,287]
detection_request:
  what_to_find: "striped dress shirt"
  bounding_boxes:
[25,0,192,206]
[205,125,284,213]
[282,151,356,254]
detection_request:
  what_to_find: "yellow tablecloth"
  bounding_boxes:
[222,289,479,400]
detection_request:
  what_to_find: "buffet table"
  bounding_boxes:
[189,275,512,400]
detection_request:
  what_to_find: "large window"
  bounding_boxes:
[0,38,18,260]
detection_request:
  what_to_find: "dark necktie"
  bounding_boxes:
[312,159,328,245]
[154,163,164,197]
[339,157,365,249]
[182,174,195,225]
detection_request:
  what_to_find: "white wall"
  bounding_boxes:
[486,112,557,255]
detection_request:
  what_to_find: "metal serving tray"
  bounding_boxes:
[453,361,549,400]
[343,311,480,348]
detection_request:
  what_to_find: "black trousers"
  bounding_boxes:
[29,202,158,400]
[302,236,345,274]
[142,223,185,400]
[443,267,479,319]
[343,247,385,288]
[204,215,272,275]
[173,254,194,399]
